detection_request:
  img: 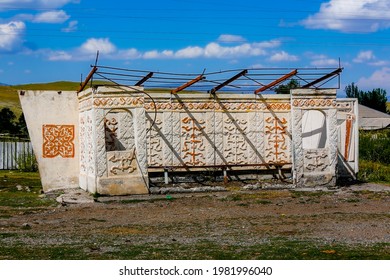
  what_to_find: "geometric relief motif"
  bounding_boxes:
[147,118,163,166]
[304,150,329,172]
[107,149,137,176]
[181,116,206,166]
[144,101,291,112]
[42,124,75,158]
[223,117,248,164]
[79,115,86,172]
[265,117,289,164]
[293,99,337,108]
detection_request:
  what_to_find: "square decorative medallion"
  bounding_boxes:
[42,125,75,158]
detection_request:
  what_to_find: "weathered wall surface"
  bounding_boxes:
[291,89,339,188]
[19,90,79,192]
[145,93,292,171]
[78,87,149,195]
[337,98,359,179]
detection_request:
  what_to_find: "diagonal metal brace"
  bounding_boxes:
[210,69,248,94]
[302,68,343,88]
[171,74,205,94]
[78,66,98,93]
[254,69,298,94]
[134,72,154,86]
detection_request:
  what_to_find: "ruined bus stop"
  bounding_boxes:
[19,66,358,195]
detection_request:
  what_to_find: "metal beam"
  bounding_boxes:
[134,72,153,86]
[210,70,248,94]
[78,66,98,93]
[254,69,298,94]
[171,74,205,94]
[302,68,343,88]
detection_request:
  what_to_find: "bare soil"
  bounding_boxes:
[1,181,389,259]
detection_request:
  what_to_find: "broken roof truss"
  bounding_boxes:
[79,65,343,94]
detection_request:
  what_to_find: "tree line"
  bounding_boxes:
[0,107,28,138]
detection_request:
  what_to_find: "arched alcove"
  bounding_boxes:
[104,109,134,151]
[302,110,327,149]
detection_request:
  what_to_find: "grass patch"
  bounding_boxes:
[0,170,55,208]
[101,196,176,204]
[255,199,273,205]
[358,160,390,183]
[290,190,331,198]
[0,238,388,260]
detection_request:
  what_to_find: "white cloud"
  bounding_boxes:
[79,38,116,55]
[143,50,163,59]
[353,50,376,63]
[62,20,78,32]
[310,55,339,67]
[358,67,390,89]
[32,10,70,23]
[42,37,282,61]
[269,51,298,62]
[136,38,280,60]
[0,21,25,52]
[369,60,388,66]
[48,50,72,61]
[217,34,246,43]
[204,42,268,58]
[175,46,204,58]
[116,48,142,60]
[0,0,79,10]
[301,0,390,33]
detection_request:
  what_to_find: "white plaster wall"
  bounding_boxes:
[19,90,80,192]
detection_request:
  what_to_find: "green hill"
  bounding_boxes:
[0,81,81,115]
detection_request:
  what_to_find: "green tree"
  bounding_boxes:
[275,79,300,94]
[17,113,29,138]
[345,82,363,99]
[345,83,388,113]
[0,107,18,134]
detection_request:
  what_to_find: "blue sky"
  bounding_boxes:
[1,0,390,96]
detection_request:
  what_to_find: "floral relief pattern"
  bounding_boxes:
[42,125,75,158]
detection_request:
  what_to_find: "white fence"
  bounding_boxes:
[0,139,34,170]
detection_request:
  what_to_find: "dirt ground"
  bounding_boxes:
[3,183,390,243]
[1,181,390,259]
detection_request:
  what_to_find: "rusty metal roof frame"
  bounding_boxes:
[82,64,343,94]
[209,69,248,94]
[254,69,297,94]
[134,72,154,86]
[301,68,343,89]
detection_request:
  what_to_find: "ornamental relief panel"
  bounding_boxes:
[107,149,137,176]
[103,109,136,176]
[94,96,144,108]
[304,149,330,173]
[79,113,86,173]
[104,110,134,152]
[292,98,337,108]
[144,101,291,112]
[181,116,206,166]
[264,116,289,164]
[223,115,249,165]
[42,124,75,158]
[147,116,163,167]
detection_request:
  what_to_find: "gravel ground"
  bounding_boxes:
[1,181,389,253]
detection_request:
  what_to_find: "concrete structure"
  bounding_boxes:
[358,104,390,130]
[19,90,79,192]
[19,86,359,194]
